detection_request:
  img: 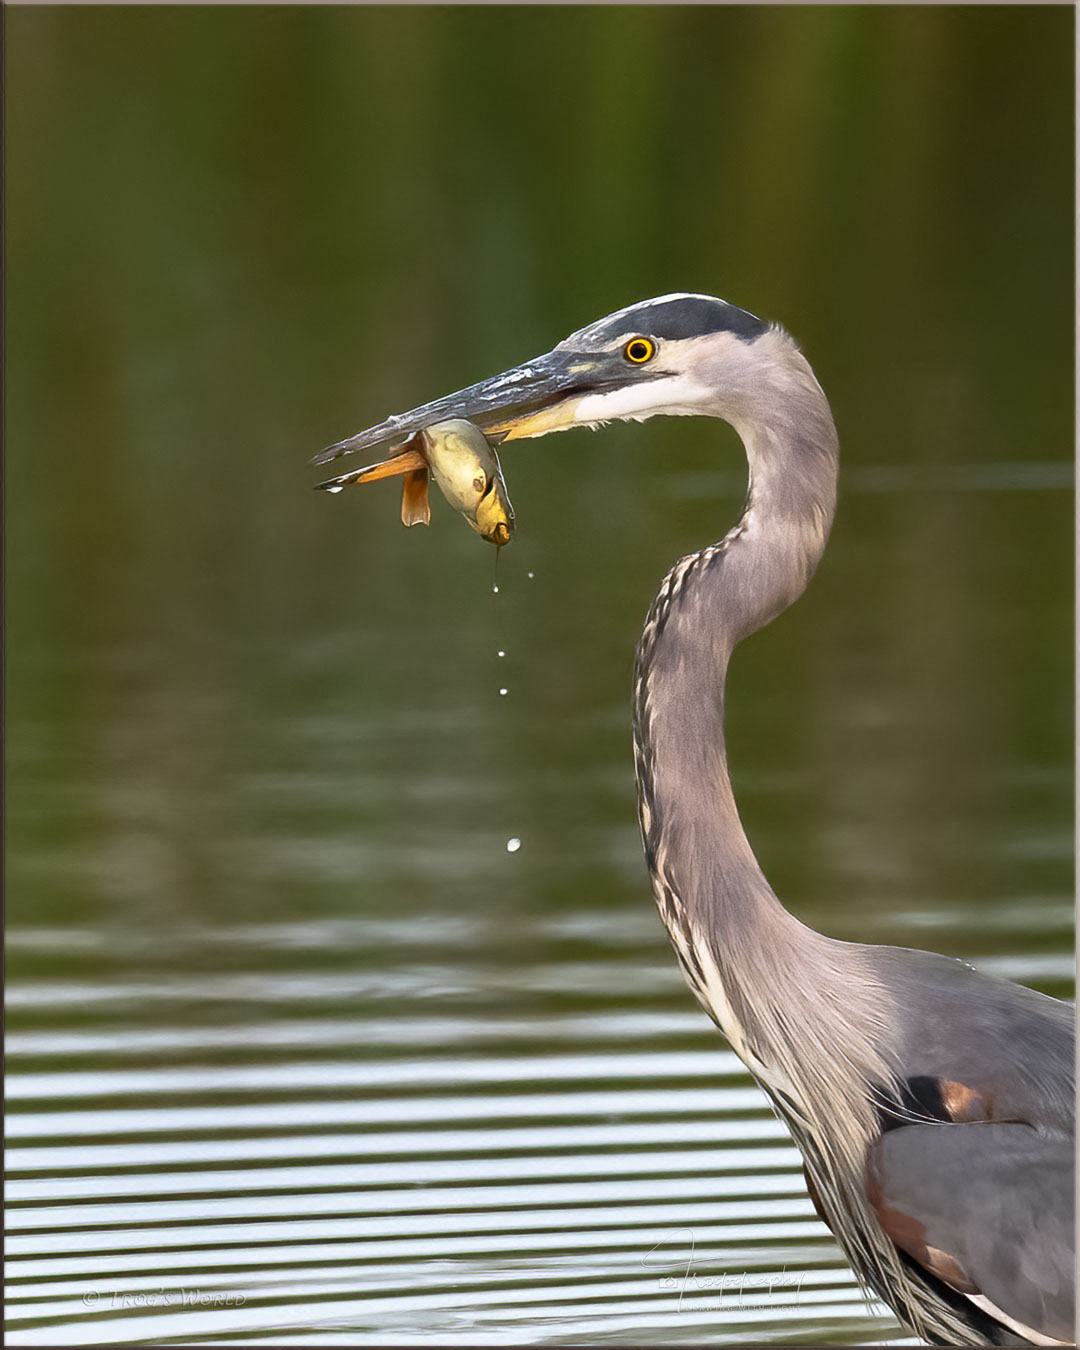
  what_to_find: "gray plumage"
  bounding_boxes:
[316,293,1075,1346]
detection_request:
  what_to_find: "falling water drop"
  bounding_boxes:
[497,650,505,658]
[506,837,522,853]
[492,585,500,595]
[326,486,343,495]
[498,688,508,697]
[527,572,534,579]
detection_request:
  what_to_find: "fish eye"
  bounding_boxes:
[623,337,656,364]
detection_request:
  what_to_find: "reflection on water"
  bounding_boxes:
[6,696,1072,1346]
[6,4,1073,1345]
[6,906,1072,1345]
[3,912,901,1347]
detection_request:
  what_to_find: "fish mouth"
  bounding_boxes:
[310,348,641,479]
[481,519,513,548]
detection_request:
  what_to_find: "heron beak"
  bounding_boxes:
[311,348,612,480]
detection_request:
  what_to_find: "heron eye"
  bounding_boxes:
[623,337,656,364]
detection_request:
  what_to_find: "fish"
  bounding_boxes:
[315,418,514,547]
[419,420,515,547]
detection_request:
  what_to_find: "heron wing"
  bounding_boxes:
[867,1121,1075,1343]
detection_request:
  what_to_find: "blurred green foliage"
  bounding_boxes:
[6,5,1073,951]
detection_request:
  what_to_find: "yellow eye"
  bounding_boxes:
[623,337,655,364]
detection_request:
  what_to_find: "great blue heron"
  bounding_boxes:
[313,294,1075,1346]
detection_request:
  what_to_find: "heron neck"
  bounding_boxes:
[633,360,839,963]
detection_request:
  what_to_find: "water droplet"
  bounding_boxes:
[492,585,500,595]
[497,650,505,658]
[498,688,508,696]
[326,486,343,495]
[506,837,522,853]
[527,572,534,579]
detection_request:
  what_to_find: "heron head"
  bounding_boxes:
[311,294,775,472]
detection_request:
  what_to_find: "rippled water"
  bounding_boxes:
[7,697,1073,1348]
[3,921,939,1346]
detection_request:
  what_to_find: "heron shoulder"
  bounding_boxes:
[865,942,1074,1130]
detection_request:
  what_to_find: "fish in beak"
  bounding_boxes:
[311,347,608,484]
[318,418,515,546]
[310,301,706,497]
[312,293,768,487]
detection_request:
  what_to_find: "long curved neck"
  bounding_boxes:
[631,339,924,1330]
[633,337,839,975]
